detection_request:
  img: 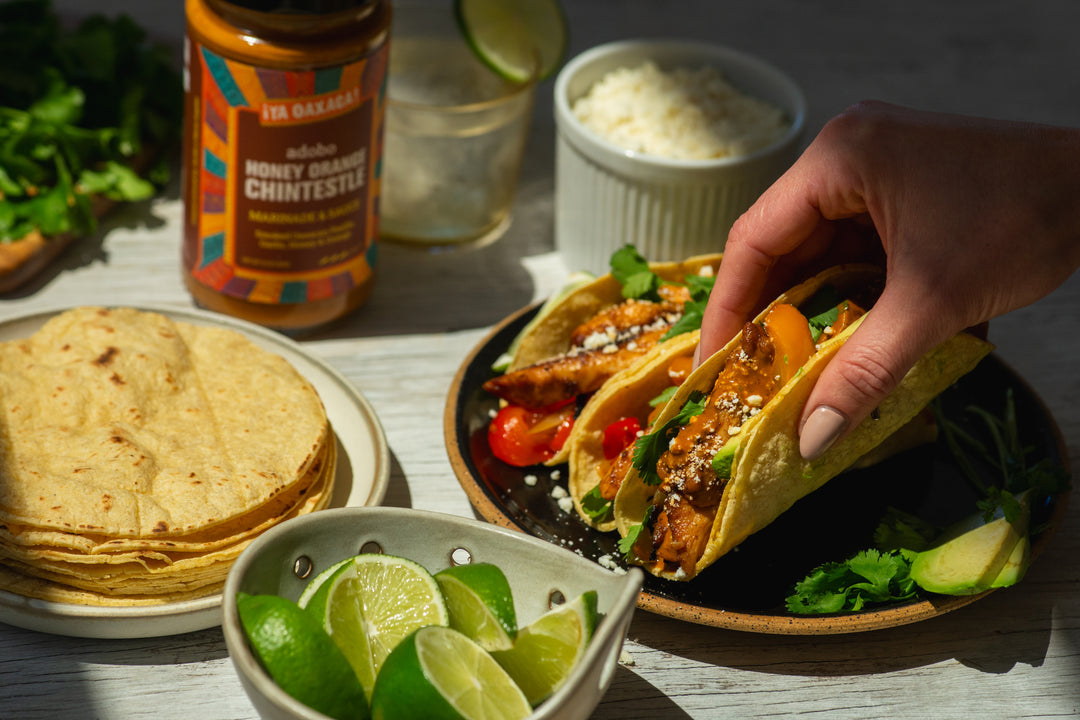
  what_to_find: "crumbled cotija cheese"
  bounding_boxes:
[572,61,789,160]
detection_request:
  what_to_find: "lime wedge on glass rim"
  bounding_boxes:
[370,625,532,720]
[491,590,598,706]
[454,0,569,82]
[300,554,449,699]
[435,562,518,651]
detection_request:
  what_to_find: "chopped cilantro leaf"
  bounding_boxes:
[631,391,706,486]
[801,286,843,342]
[648,385,678,408]
[617,506,654,561]
[580,485,613,523]
[660,302,703,340]
[661,272,716,340]
[683,273,716,298]
[609,244,650,281]
[807,303,840,343]
[621,271,661,301]
[609,245,661,300]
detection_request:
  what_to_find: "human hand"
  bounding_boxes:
[696,101,1080,460]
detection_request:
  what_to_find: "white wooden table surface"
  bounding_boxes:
[2,1,1078,718]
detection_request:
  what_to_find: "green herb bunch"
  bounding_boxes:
[0,0,182,242]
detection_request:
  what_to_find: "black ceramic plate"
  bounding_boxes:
[444,304,1070,634]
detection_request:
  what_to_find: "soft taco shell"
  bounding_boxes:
[569,326,940,533]
[614,264,994,580]
[505,252,723,467]
[508,253,724,372]
[567,330,701,531]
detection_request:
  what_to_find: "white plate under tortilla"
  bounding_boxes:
[0,305,390,639]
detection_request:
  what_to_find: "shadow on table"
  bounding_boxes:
[2,623,230,718]
[626,574,1060,678]
[592,665,695,719]
[376,452,413,509]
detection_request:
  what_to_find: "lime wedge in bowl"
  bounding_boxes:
[435,562,518,651]
[300,554,449,698]
[371,625,532,720]
[491,590,598,706]
[454,0,569,82]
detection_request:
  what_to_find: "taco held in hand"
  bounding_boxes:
[615,264,994,581]
[482,246,722,468]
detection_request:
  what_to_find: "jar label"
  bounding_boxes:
[182,40,387,305]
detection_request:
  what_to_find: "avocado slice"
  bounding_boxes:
[710,436,740,478]
[990,533,1031,589]
[909,491,1031,596]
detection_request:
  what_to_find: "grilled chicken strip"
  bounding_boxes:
[483,285,691,409]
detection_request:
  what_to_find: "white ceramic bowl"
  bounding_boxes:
[222,507,643,720]
[554,39,807,274]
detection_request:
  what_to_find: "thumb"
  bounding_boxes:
[797,285,958,460]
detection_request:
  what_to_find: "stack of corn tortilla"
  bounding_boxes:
[0,307,334,606]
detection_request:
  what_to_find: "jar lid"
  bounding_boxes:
[221,0,374,13]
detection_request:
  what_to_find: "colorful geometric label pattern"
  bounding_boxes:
[189,43,386,305]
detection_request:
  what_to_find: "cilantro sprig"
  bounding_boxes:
[608,244,716,340]
[786,549,919,615]
[610,245,661,301]
[660,271,715,341]
[800,286,844,342]
[0,0,181,242]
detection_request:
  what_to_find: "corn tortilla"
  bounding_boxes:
[0,307,328,537]
[0,306,334,604]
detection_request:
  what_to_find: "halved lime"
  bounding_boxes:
[435,562,517,651]
[370,625,531,720]
[454,0,569,83]
[491,590,598,706]
[300,554,449,699]
[236,593,370,720]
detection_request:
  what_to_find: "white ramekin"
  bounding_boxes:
[553,39,807,274]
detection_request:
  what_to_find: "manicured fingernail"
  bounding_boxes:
[799,406,848,461]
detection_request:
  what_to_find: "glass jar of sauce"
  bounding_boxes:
[182,0,390,334]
